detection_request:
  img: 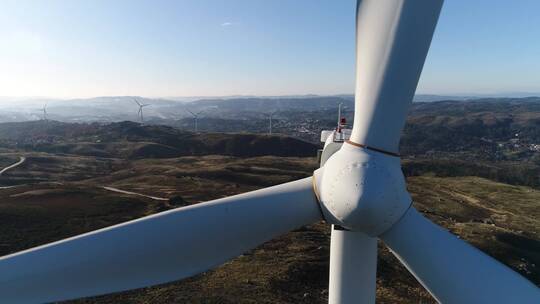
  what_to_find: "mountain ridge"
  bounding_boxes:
[0,120,318,159]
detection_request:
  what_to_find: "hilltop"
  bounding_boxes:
[0,120,318,159]
[4,96,540,159]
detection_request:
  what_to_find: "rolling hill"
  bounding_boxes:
[0,121,319,159]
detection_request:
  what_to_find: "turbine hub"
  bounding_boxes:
[314,143,411,236]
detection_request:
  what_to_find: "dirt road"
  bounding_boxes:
[101,186,169,201]
[0,157,26,176]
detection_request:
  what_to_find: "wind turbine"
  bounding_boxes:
[267,111,277,135]
[134,99,150,123]
[337,102,343,129]
[42,103,48,121]
[186,109,204,132]
[334,103,348,141]
[0,1,538,304]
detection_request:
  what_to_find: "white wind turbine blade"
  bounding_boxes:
[0,177,322,304]
[337,0,537,303]
[326,1,444,303]
[350,0,443,154]
[133,99,142,106]
[381,207,540,303]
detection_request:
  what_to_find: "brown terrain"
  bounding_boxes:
[0,142,538,303]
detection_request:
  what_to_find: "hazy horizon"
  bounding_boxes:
[2,91,540,102]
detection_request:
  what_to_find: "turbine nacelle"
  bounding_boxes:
[314,142,410,236]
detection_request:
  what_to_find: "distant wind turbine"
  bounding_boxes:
[267,111,277,135]
[186,109,204,132]
[42,103,48,121]
[134,99,150,123]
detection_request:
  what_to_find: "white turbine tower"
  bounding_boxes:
[186,109,204,132]
[0,1,538,303]
[267,111,277,135]
[134,99,150,123]
[337,102,343,128]
[42,103,48,121]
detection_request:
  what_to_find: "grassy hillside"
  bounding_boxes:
[402,98,540,159]
[402,157,540,189]
[0,153,537,303]
[0,155,18,168]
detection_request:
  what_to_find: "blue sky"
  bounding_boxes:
[0,0,539,98]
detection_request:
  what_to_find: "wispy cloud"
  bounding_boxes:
[220,22,234,27]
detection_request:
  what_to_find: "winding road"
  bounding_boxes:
[101,186,169,201]
[0,156,168,201]
[0,157,26,176]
